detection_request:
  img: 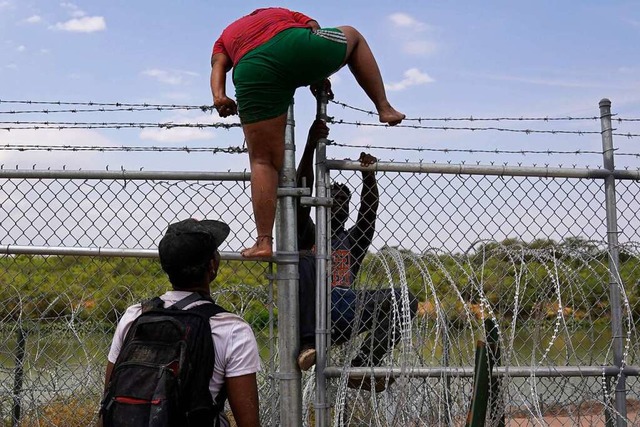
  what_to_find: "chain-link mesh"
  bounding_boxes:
[0,256,277,426]
[325,170,640,426]
[0,177,280,426]
[1,170,639,426]
[0,178,257,249]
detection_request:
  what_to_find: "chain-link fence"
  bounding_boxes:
[0,174,283,426]
[1,103,639,426]
[323,168,640,426]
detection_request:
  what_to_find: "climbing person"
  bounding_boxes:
[211,7,405,258]
[295,120,417,392]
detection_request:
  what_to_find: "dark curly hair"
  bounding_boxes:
[163,262,211,289]
[331,182,351,198]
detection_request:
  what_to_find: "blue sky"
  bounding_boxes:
[1,1,639,172]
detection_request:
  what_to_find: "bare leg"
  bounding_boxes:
[337,26,405,126]
[241,113,287,258]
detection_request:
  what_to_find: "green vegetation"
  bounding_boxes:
[0,256,273,329]
[359,237,640,325]
[1,237,639,329]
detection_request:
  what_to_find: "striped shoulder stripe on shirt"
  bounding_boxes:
[312,29,347,44]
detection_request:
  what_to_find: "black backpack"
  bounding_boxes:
[101,293,228,427]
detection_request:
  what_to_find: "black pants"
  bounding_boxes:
[332,287,418,366]
[299,256,418,366]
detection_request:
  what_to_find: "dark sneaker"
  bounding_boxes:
[297,345,316,371]
[347,374,395,393]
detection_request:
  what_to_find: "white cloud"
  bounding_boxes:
[142,69,198,85]
[139,127,215,143]
[23,15,42,24]
[61,2,85,18]
[0,1,12,10]
[623,18,640,28]
[16,45,26,52]
[389,12,428,31]
[52,16,106,33]
[388,12,437,57]
[0,128,112,167]
[385,68,434,91]
[0,128,111,147]
[5,63,18,70]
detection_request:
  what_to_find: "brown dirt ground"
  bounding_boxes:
[508,399,640,426]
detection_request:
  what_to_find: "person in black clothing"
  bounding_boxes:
[296,120,418,392]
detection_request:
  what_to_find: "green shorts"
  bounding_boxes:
[233,27,348,124]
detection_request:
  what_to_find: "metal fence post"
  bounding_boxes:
[314,90,331,427]
[599,98,627,426]
[267,262,278,425]
[11,324,26,427]
[276,101,302,427]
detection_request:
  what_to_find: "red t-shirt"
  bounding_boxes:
[213,7,314,65]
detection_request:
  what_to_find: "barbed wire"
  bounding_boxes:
[615,132,640,138]
[328,119,603,135]
[0,121,241,130]
[330,99,640,124]
[0,106,211,114]
[330,100,606,122]
[8,121,639,138]
[1,161,633,172]
[0,99,213,111]
[4,98,640,124]
[325,141,613,156]
[0,144,246,153]
[0,106,637,138]
[0,120,606,135]
[3,140,640,159]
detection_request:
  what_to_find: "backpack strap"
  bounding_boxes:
[170,292,228,423]
[169,292,205,310]
[168,292,228,318]
[188,301,227,319]
[213,384,228,423]
[141,296,164,313]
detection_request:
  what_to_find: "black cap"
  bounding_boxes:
[158,218,230,271]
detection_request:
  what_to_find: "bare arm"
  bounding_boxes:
[96,361,115,427]
[306,19,320,30]
[104,361,114,391]
[296,120,329,226]
[351,152,379,267]
[226,373,261,427]
[210,53,237,117]
[296,119,329,190]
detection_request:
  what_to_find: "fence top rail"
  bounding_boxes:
[0,245,275,262]
[1,163,639,181]
[323,365,640,378]
[327,159,640,180]
[0,169,250,181]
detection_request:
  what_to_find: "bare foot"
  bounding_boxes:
[378,106,405,126]
[241,235,273,258]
